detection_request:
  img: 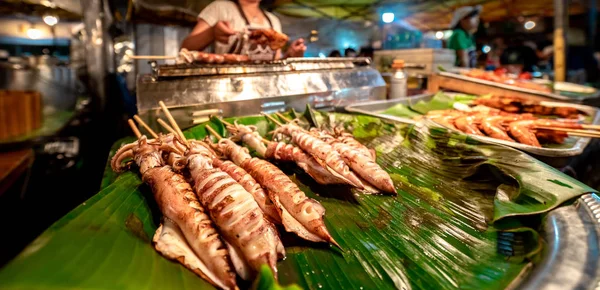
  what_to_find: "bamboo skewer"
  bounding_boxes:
[127,55,176,60]
[157,118,177,136]
[274,112,292,123]
[133,115,158,138]
[565,132,600,138]
[536,126,600,137]
[205,125,223,141]
[128,119,142,138]
[581,124,600,131]
[262,113,284,127]
[159,101,189,147]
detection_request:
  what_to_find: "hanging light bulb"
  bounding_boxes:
[27,26,42,39]
[43,14,59,26]
[524,21,536,30]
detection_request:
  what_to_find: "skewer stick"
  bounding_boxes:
[157,118,177,136]
[133,115,158,138]
[127,55,176,60]
[215,116,234,127]
[275,112,292,123]
[566,132,600,138]
[262,113,284,126]
[581,124,600,131]
[536,126,600,137]
[158,101,189,147]
[205,125,223,141]
[128,119,142,138]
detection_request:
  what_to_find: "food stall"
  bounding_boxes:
[1,1,600,290]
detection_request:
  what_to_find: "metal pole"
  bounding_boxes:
[553,0,567,82]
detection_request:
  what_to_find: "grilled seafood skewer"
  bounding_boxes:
[270,114,395,194]
[205,126,341,248]
[111,123,237,290]
[274,112,377,162]
[265,114,365,189]
[157,104,283,280]
[423,108,599,146]
[221,119,346,185]
[157,122,283,225]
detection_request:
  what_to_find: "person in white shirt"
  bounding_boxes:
[181,0,306,59]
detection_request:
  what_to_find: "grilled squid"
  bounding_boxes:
[215,139,340,247]
[111,136,237,290]
[169,140,284,280]
[274,124,364,188]
[212,158,282,224]
[308,128,395,194]
[227,122,346,185]
[333,128,377,161]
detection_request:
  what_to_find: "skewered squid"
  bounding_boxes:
[268,115,394,194]
[272,123,364,188]
[162,137,284,280]
[332,127,377,161]
[212,137,340,247]
[111,135,237,290]
[308,128,396,194]
[226,121,346,185]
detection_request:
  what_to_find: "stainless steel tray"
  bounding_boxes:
[521,193,600,290]
[438,71,600,103]
[345,93,600,158]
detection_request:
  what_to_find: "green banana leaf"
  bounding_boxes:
[0,110,595,290]
[409,92,477,114]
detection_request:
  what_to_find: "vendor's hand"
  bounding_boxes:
[214,21,235,44]
[285,38,306,58]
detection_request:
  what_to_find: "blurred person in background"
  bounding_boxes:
[448,5,482,67]
[329,50,342,57]
[181,0,306,58]
[500,37,538,73]
[358,46,374,58]
[344,48,357,57]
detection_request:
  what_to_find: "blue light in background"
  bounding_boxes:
[482,45,491,53]
[382,12,395,23]
[318,52,326,58]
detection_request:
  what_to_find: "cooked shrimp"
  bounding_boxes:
[429,115,458,130]
[507,120,541,147]
[454,115,484,135]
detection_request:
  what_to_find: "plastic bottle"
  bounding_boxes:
[390,59,407,99]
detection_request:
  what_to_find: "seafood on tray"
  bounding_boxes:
[460,68,552,93]
[473,95,585,119]
[423,108,592,147]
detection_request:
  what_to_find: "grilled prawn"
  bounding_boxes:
[111,136,237,290]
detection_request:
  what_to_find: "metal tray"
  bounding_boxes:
[520,193,600,290]
[345,93,600,158]
[438,71,600,103]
